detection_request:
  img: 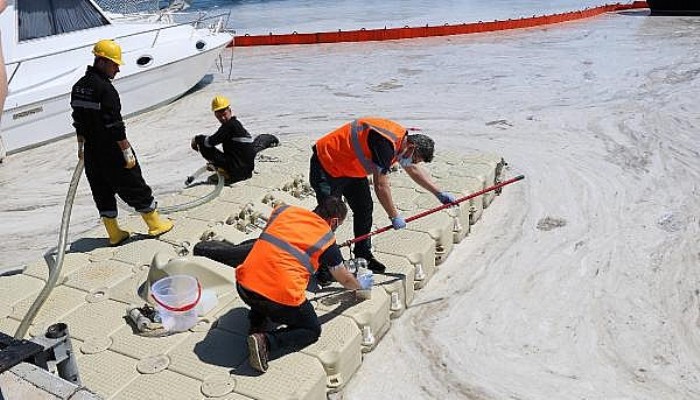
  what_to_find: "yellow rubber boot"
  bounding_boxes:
[102,217,130,246]
[141,210,174,237]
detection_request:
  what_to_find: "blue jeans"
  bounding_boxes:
[236,283,321,356]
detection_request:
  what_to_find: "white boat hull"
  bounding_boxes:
[1,46,226,153]
[0,1,233,157]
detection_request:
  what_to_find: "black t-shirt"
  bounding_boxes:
[319,243,343,268]
[367,130,395,174]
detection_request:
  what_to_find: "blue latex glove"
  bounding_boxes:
[436,191,457,205]
[358,272,374,290]
[391,215,406,230]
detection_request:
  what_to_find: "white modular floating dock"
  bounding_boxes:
[0,136,509,400]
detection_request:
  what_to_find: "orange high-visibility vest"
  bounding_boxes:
[315,117,407,178]
[236,205,336,306]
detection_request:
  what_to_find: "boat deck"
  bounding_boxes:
[0,136,507,400]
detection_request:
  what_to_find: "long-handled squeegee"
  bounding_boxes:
[340,174,525,247]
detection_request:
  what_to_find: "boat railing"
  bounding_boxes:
[107,9,231,29]
[6,11,232,68]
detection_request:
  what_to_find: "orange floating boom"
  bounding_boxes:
[232,2,648,47]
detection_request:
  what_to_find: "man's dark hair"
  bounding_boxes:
[314,196,348,220]
[407,133,435,163]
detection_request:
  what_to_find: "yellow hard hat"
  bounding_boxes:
[93,39,123,65]
[211,95,230,112]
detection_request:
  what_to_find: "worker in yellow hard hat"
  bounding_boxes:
[191,95,278,184]
[70,39,173,246]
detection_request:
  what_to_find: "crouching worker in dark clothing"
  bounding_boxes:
[235,196,372,373]
[191,95,257,185]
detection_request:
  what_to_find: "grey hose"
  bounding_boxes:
[14,163,222,339]
[160,170,225,214]
[117,166,224,214]
[15,160,84,339]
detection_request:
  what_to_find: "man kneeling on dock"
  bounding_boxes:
[235,197,372,373]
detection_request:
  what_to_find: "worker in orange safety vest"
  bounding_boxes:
[310,117,456,274]
[236,196,371,373]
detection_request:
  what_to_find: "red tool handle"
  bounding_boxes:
[152,280,202,312]
[341,174,525,247]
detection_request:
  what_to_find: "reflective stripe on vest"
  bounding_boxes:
[350,120,375,174]
[266,204,289,225]
[307,231,335,259]
[258,229,334,278]
[258,204,335,291]
[316,118,407,178]
[236,205,337,304]
[350,120,402,175]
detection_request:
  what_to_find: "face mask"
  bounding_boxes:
[398,144,416,168]
[398,154,412,168]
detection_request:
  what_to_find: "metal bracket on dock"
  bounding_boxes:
[282,176,314,199]
[0,323,81,386]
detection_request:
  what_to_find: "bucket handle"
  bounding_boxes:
[151,279,202,312]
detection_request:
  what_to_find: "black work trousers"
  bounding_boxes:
[236,283,321,356]
[309,152,374,258]
[198,146,252,184]
[84,144,154,217]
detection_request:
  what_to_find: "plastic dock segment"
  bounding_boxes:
[0,137,509,400]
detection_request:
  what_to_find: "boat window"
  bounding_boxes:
[18,0,109,41]
[136,56,153,67]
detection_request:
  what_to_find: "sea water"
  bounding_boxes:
[189,0,623,35]
[3,2,700,399]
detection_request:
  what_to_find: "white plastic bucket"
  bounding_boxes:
[195,289,218,317]
[151,275,201,332]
